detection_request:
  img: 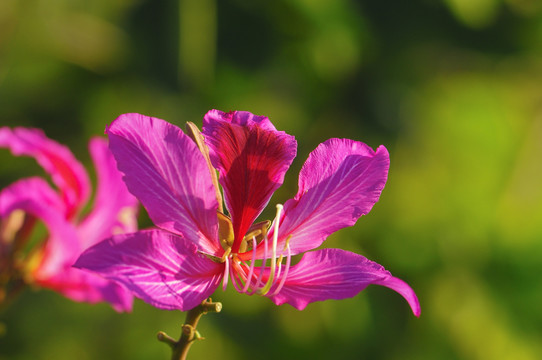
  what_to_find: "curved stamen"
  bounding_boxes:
[249,224,268,294]
[271,241,291,296]
[222,255,230,291]
[274,234,291,284]
[257,204,283,296]
[226,204,286,295]
[229,261,246,293]
[241,236,258,293]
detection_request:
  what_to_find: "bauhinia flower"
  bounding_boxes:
[75,110,420,316]
[0,127,137,311]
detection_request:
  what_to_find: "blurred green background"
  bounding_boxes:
[2,0,542,359]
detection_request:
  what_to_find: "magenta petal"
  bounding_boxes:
[106,114,221,256]
[77,137,139,249]
[0,178,133,311]
[204,109,279,132]
[268,248,420,316]
[74,229,224,311]
[0,177,66,218]
[38,267,134,312]
[0,177,79,262]
[271,139,390,255]
[373,275,421,317]
[0,127,90,218]
[202,110,297,252]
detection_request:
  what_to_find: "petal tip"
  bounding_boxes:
[376,275,421,317]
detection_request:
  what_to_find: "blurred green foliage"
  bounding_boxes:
[2,0,542,359]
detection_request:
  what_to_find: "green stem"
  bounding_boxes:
[158,298,222,360]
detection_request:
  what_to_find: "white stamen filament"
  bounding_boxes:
[221,203,291,297]
[271,241,291,296]
[229,261,245,292]
[275,235,291,279]
[222,255,230,291]
[256,204,283,296]
[248,223,268,294]
[241,236,258,293]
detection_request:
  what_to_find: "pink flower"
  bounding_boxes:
[75,111,420,316]
[0,127,137,312]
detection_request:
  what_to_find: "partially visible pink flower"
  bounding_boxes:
[75,111,420,316]
[0,127,137,312]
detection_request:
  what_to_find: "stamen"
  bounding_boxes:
[257,204,283,296]
[275,235,292,280]
[249,224,268,294]
[241,236,258,293]
[271,241,291,296]
[222,255,230,291]
[229,261,245,293]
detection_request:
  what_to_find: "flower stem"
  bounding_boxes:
[157,298,222,360]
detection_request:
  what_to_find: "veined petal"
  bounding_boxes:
[0,127,90,218]
[267,248,420,316]
[204,110,278,131]
[202,110,297,252]
[74,229,224,311]
[269,139,389,256]
[106,113,221,256]
[77,137,139,249]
